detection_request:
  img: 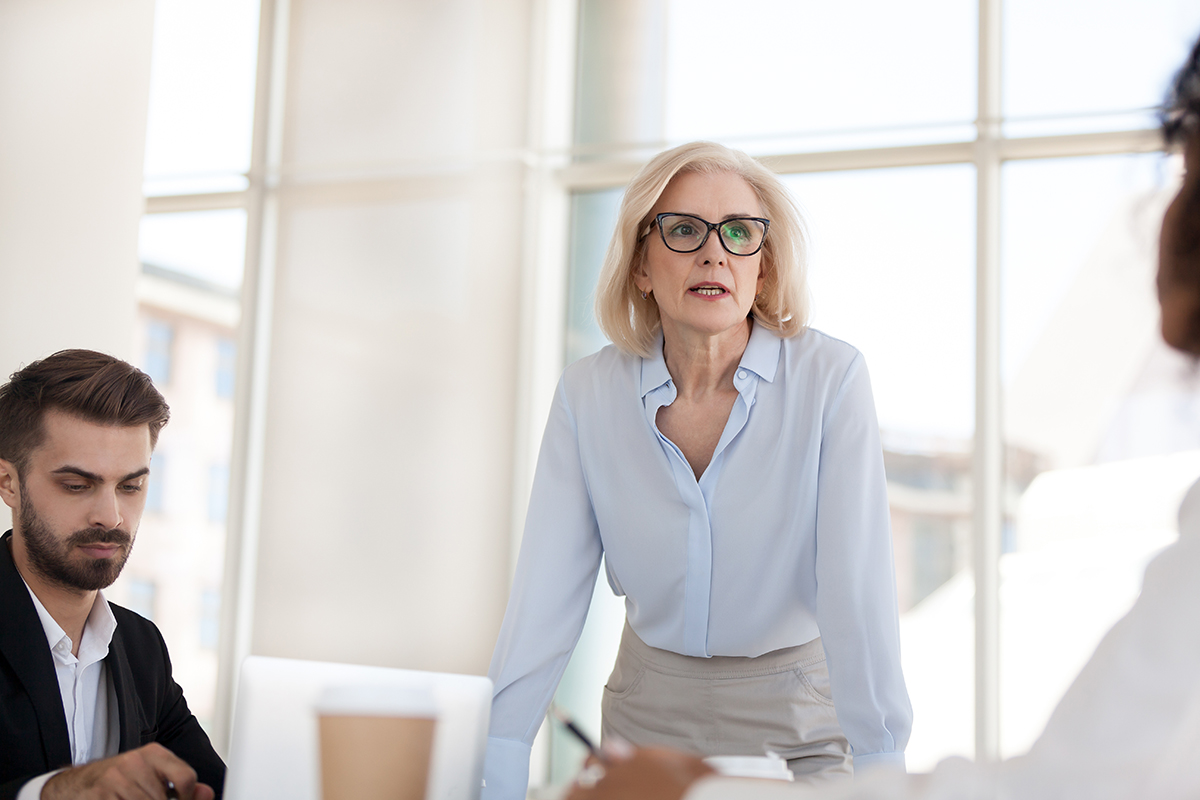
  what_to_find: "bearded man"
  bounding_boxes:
[0,350,224,800]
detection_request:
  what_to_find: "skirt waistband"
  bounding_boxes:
[618,621,826,680]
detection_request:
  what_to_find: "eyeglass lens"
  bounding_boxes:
[658,214,767,256]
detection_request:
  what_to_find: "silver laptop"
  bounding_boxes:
[224,656,492,800]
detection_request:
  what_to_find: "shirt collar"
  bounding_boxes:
[23,579,117,667]
[639,321,782,398]
[640,329,672,398]
[738,321,782,383]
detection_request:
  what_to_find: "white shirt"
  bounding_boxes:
[485,325,911,799]
[687,476,1200,800]
[16,586,119,800]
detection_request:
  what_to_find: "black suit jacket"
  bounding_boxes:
[0,531,225,799]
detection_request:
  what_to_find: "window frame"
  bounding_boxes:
[154,0,1171,762]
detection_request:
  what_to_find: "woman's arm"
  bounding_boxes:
[812,352,912,771]
[484,376,606,800]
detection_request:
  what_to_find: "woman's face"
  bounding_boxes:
[636,170,767,346]
[1158,133,1200,356]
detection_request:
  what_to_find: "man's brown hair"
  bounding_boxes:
[0,349,170,472]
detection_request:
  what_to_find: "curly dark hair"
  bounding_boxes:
[1163,33,1200,146]
[0,349,170,472]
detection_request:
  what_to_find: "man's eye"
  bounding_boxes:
[63,484,87,492]
[121,484,144,494]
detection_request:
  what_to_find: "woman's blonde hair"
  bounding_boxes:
[594,141,811,356]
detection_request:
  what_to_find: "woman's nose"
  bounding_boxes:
[698,232,727,266]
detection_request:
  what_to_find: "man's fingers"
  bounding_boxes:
[42,743,204,800]
[137,744,202,800]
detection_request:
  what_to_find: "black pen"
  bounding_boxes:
[550,705,602,760]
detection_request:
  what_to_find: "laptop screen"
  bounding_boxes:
[224,656,492,800]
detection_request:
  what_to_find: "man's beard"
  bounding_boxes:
[19,489,135,591]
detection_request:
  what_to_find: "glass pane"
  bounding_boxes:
[557,166,977,776]
[783,165,977,770]
[1003,1,1200,137]
[139,210,247,292]
[651,0,977,152]
[999,153,1195,757]
[109,211,246,732]
[566,189,623,364]
[143,0,261,195]
[549,188,628,782]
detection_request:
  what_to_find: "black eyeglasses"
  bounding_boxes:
[644,213,770,257]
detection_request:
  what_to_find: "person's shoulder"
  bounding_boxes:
[108,602,170,653]
[779,327,864,373]
[561,343,639,393]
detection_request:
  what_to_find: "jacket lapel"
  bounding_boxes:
[0,530,72,770]
[106,625,144,751]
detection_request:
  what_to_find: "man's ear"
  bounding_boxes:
[0,459,20,511]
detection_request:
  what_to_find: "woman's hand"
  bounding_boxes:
[565,747,716,800]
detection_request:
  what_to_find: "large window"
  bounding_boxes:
[548,0,1200,782]
[109,0,261,739]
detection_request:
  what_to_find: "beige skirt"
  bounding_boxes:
[600,622,853,784]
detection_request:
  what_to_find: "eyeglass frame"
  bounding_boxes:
[642,212,771,257]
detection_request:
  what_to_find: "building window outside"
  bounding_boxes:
[216,337,236,399]
[144,319,174,386]
[208,463,230,525]
[146,452,167,514]
[200,589,221,651]
[136,0,259,736]
[127,579,157,622]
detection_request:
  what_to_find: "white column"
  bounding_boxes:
[243,0,535,677]
[0,0,155,527]
[973,0,1003,763]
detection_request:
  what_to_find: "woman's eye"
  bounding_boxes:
[725,224,750,241]
[670,224,696,237]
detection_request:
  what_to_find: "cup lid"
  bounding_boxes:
[314,685,438,719]
[702,753,793,781]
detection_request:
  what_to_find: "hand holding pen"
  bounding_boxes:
[551,705,638,790]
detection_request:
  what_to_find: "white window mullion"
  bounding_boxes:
[974,0,1003,764]
[212,0,290,756]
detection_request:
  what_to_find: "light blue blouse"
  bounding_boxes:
[483,324,912,799]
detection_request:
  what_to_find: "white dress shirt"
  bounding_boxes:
[687,475,1200,800]
[485,325,911,799]
[16,585,119,800]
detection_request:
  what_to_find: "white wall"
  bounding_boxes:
[247,0,534,675]
[0,0,155,529]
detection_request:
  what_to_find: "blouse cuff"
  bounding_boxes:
[482,736,532,800]
[852,750,907,774]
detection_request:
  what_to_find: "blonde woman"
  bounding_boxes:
[483,142,911,800]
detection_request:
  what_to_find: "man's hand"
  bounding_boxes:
[565,747,716,800]
[42,743,214,800]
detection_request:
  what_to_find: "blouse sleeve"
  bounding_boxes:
[813,352,912,771]
[483,376,605,800]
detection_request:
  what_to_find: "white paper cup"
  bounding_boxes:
[315,686,438,800]
[703,753,794,782]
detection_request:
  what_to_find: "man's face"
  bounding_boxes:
[1,409,152,593]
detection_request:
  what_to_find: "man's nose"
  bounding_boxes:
[88,490,123,530]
